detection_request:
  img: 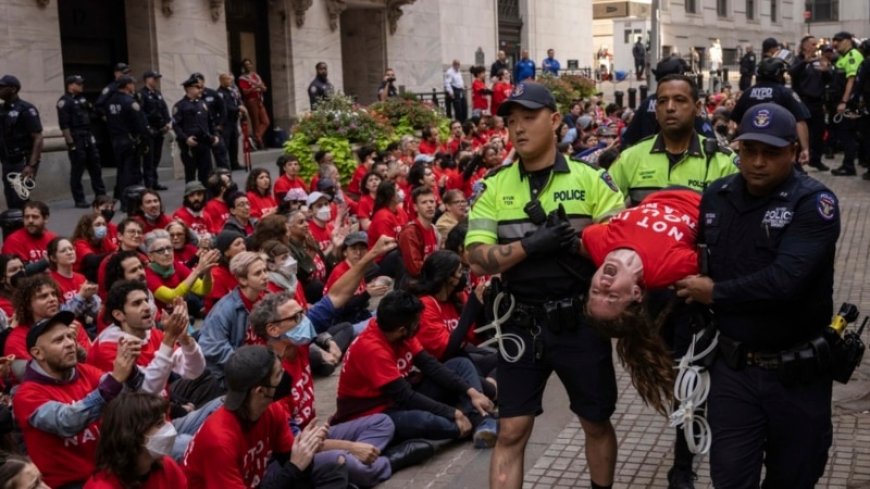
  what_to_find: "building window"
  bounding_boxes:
[770,0,777,22]
[686,0,697,14]
[746,0,754,19]
[807,0,838,21]
[717,0,728,17]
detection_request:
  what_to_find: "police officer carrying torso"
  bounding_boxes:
[621,56,714,149]
[465,82,624,489]
[57,75,107,207]
[193,73,229,170]
[738,46,757,91]
[138,70,171,190]
[218,73,246,171]
[0,75,44,210]
[308,62,334,110]
[730,57,811,165]
[789,36,833,171]
[173,76,218,186]
[105,75,149,201]
[95,63,132,117]
[676,103,840,489]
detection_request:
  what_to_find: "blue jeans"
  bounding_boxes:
[315,413,395,487]
[386,357,483,441]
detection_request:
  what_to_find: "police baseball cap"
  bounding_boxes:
[0,75,21,89]
[116,75,135,87]
[114,63,131,74]
[181,76,199,88]
[832,32,853,41]
[762,37,780,52]
[27,311,75,351]
[224,345,277,411]
[65,75,84,85]
[183,181,207,197]
[496,82,557,117]
[652,56,689,81]
[343,231,368,247]
[734,103,797,148]
[143,70,162,80]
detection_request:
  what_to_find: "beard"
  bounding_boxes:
[186,198,205,212]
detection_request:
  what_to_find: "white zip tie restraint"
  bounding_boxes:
[669,328,719,455]
[6,172,35,200]
[475,292,526,363]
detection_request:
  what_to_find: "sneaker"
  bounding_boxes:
[74,201,90,209]
[831,166,857,176]
[473,417,498,449]
[667,466,697,489]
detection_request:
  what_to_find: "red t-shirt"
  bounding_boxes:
[183,404,294,489]
[205,265,238,314]
[491,81,512,116]
[106,222,119,249]
[0,296,12,317]
[84,457,187,489]
[582,189,700,289]
[336,320,423,420]
[1,228,57,263]
[307,220,334,253]
[73,238,117,274]
[172,207,215,240]
[134,214,172,235]
[311,252,327,283]
[13,364,105,489]
[88,325,165,372]
[203,198,230,235]
[348,165,369,196]
[4,322,92,360]
[309,174,320,193]
[175,243,199,265]
[323,260,366,295]
[418,139,439,155]
[356,194,375,221]
[273,175,307,203]
[368,207,408,248]
[49,269,87,304]
[247,191,277,220]
[144,262,193,310]
[416,295,475,360]
[97,250,150,300]
[471,79,489,110]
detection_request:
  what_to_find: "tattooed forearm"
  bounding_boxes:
[468,243,515,275]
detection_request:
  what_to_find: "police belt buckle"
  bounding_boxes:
[745,351,781,370]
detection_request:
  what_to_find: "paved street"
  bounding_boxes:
[43,155,870,489]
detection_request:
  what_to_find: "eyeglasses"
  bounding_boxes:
[125,230,143,236]
[235,201,251,207]
[447,200,467,205]
[150,246,173,255]
[272,311,304,325]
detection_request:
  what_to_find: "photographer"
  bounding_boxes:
[377,68,398,102]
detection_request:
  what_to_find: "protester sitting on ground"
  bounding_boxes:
[97,219,147,299]
[86,392,188,488]
[435,189,468,243]
[348,146,377,200]
[261,240,309,307]
[182,345,348,489]
[172,181,215,241]
[306,191,343,255]
[46,237,101,327]
[0,452,49,489]
[1,201,56,265]
[287,210,330,302]
[71,213,117,281]
[203,170,234,235]
[97,251,161,333]
[279,187,308,215]
[12,310,142,489]
[334,290,498,448]
[406,161,442,217]
[222,191,257,236]
[398,187,440,279]
[142,230,218,313]
[324,232,390,330]
[132,190,172,235]
[203,229,246,314]
[166,220,200,268]
[91,195,119,247]
[246,167,278,219]
[249,213,291,251]
[356,172,382,231]
[0,255,24,317]
[273,154,308,203]
[369,181,409,248]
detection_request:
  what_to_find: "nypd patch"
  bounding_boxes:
[600,171,618,192]
[57,99,65,109]
[817,193,836,221]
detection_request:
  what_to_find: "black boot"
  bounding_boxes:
[383,439,435,473]
[668,429,696,489]
[831,166,857,176]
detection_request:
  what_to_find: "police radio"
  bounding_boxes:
[824,302,867,384]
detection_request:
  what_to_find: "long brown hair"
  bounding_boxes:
[71,213,99,244]
[94,392,169,487]
[588,300,676,415]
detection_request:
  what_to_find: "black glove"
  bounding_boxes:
[521,220,576,256]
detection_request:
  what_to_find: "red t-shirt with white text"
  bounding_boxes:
[1,228,57,263]
[84,456,187,489]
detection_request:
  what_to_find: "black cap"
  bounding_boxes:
[0,75,21,89]
[26,311,75,351]
[114,63,131,74]
[191,72,205,81]
[181,76,199,88]
[224,346,276,411]
[116,75,135,87]
[652,56,689,81]
[496,82,557,117]
[762,37,780,52]
[734,103,797,148]
[343,231,368,247]
[821,44,834,53]
[65,75,84,85]
[316,178,336,191]
[215,229,245,255]
[832,31,853,41]
[142,70,162,80]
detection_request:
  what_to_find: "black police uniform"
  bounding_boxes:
[105,91,149,200]
[308,77,334,110]
[490,59,509,79]
[0,96,42,209]
[621,94,715,148]
[700,169,839,488]
[173,95,217,186]
[789,55,832,169]
[730,80,811,126]
[138,86,171,188]
[94,80,119,117]
[202,87,229,169]
[57,90,106,204]
[218,84,243,169]
[738,51,757,91]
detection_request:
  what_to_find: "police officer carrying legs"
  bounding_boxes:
[173,76,218,186]
[193,73,230,170]
[0,75,44,210]
[105,75,149,202]
[138,70,171,190]
[789,35,832,172]
[676,103,840,489]
[57,75,107,208]
[218,72,247,171]
[465,82,625,489]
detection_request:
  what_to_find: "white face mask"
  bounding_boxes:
[279,256,298,278]
[144,422,177,460]
[396,189,406,203]
[315,206,331,222]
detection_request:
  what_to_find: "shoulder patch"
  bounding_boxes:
[101,87,109,95]
[469,180,487,208]
[816,193,837,221]
[131,102,140,111]
[600,171,619,192]
[57,99,65,109]
[28,108,38,116]
[792,91,802,103]
[309,86,318,94]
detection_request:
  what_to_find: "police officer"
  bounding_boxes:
[218,72,247,171]
[738,45,756,91]
[621,57,714,148]
[676,103,839,489]
[0,75,43,210]
[377,67,398,102]
[105,75,149,201]
[95,62,132,117]
[465,82,624,489]
[789,35,832,172]
[173,76,218,186]
[611,74,737,206]
[138,70,171,190]
[856,39,870,180]
[730,57,811,165]
[57,75,107,208]
[308,62,334,110]
[829,31,865,176]
[192,73,229,170]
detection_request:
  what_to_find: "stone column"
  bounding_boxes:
[268,0,296,131]
[288,0,343,115]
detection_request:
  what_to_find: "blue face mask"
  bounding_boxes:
[94,225,108,240]
[284,316,316,345]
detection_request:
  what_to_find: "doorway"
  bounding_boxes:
[340,8,387,105]
[225,0,272,123]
